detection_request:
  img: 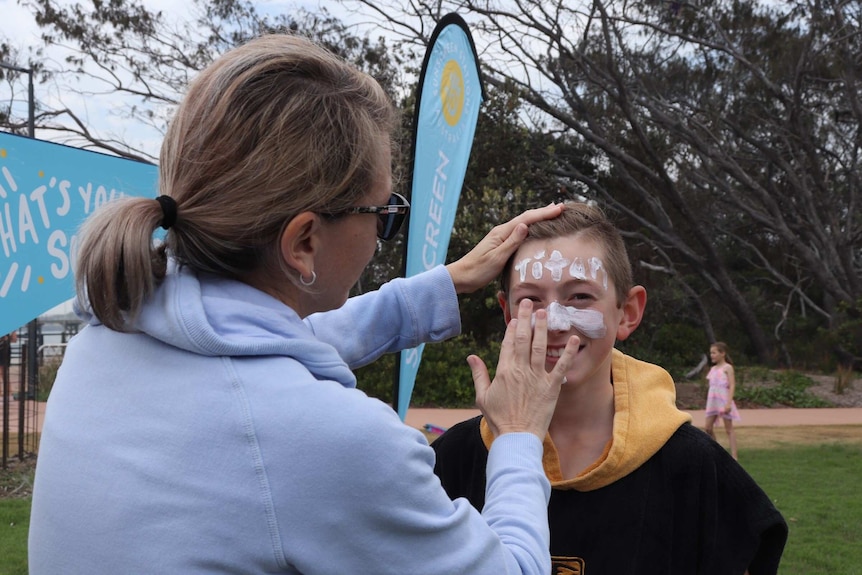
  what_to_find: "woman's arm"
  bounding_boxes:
[308,204,566,367]
[306,265,460,368]
[446,204,563,294]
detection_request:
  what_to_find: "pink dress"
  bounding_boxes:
[706,365,740,421]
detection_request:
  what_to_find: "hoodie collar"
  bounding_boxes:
[481,349,691,491]
[78,261,358,388]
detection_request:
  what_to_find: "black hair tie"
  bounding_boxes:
[156,195,178,230]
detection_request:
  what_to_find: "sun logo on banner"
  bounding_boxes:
[440,59,465,127]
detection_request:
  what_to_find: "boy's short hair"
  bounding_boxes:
[500,202,634,307]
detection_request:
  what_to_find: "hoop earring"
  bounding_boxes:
[299,270,317,287]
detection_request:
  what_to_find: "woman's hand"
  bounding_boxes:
[446,203,564,294]
[469,299,579,439]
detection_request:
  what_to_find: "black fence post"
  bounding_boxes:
[1,334,9,469]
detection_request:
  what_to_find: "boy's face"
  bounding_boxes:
[500,233,633,387]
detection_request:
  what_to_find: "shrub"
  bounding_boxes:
[735,370,831,408]
[736,365,771,387]
[355,335,496,408]
[833,364,855,395]
[37,359,61,402]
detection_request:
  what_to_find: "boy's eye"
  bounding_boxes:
[515,296,547,311]
[517,296,543,304]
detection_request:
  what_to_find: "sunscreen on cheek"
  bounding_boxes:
[531,301,607,339]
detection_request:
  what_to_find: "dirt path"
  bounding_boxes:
[404,407,862,431]
[406,408,862,450]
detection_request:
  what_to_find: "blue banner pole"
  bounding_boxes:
[393,13,485,420]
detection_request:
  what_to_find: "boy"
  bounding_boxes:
[432,202,787,574]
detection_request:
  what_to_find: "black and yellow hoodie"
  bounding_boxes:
[432,350,788,575]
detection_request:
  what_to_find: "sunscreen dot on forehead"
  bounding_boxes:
[514,257,532,283]
[589,257,608,291]
[529,250,546,281]
[569,257,587,280]
[544,250,570,282]
[531,260,543,280]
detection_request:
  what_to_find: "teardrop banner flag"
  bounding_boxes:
[395,13,485,420]
[0,131,158,335]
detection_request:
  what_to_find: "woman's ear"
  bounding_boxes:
[497,291,513,323]
[616,285,647,341]
[279,212,321,280]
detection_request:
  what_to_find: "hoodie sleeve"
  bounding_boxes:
[305,265,461,368]
[264,390,552,575]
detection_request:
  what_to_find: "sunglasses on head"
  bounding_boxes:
[319,192,410,241]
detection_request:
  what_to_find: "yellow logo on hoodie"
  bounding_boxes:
[552,556,585,574]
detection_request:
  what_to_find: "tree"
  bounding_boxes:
[343,0,862,366]
[1,0,406,163]
[1,0,413,298]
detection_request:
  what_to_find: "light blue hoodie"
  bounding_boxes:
[29,264,552,574]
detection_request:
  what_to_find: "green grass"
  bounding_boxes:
[743,443,862,574]
[2,440,860,574]
[0,498,30,575]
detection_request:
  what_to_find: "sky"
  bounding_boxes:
[1,0,346,157]
[2,1,179,316]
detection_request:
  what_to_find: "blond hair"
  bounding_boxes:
[75,34,396,330]
[500,202,633,306]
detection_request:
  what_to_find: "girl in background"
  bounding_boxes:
[705,341,741,460]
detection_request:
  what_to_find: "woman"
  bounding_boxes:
[28,34,577,574]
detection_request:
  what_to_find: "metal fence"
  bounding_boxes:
[1,319,81,469]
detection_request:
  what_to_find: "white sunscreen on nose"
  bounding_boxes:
[532,301,607,339]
